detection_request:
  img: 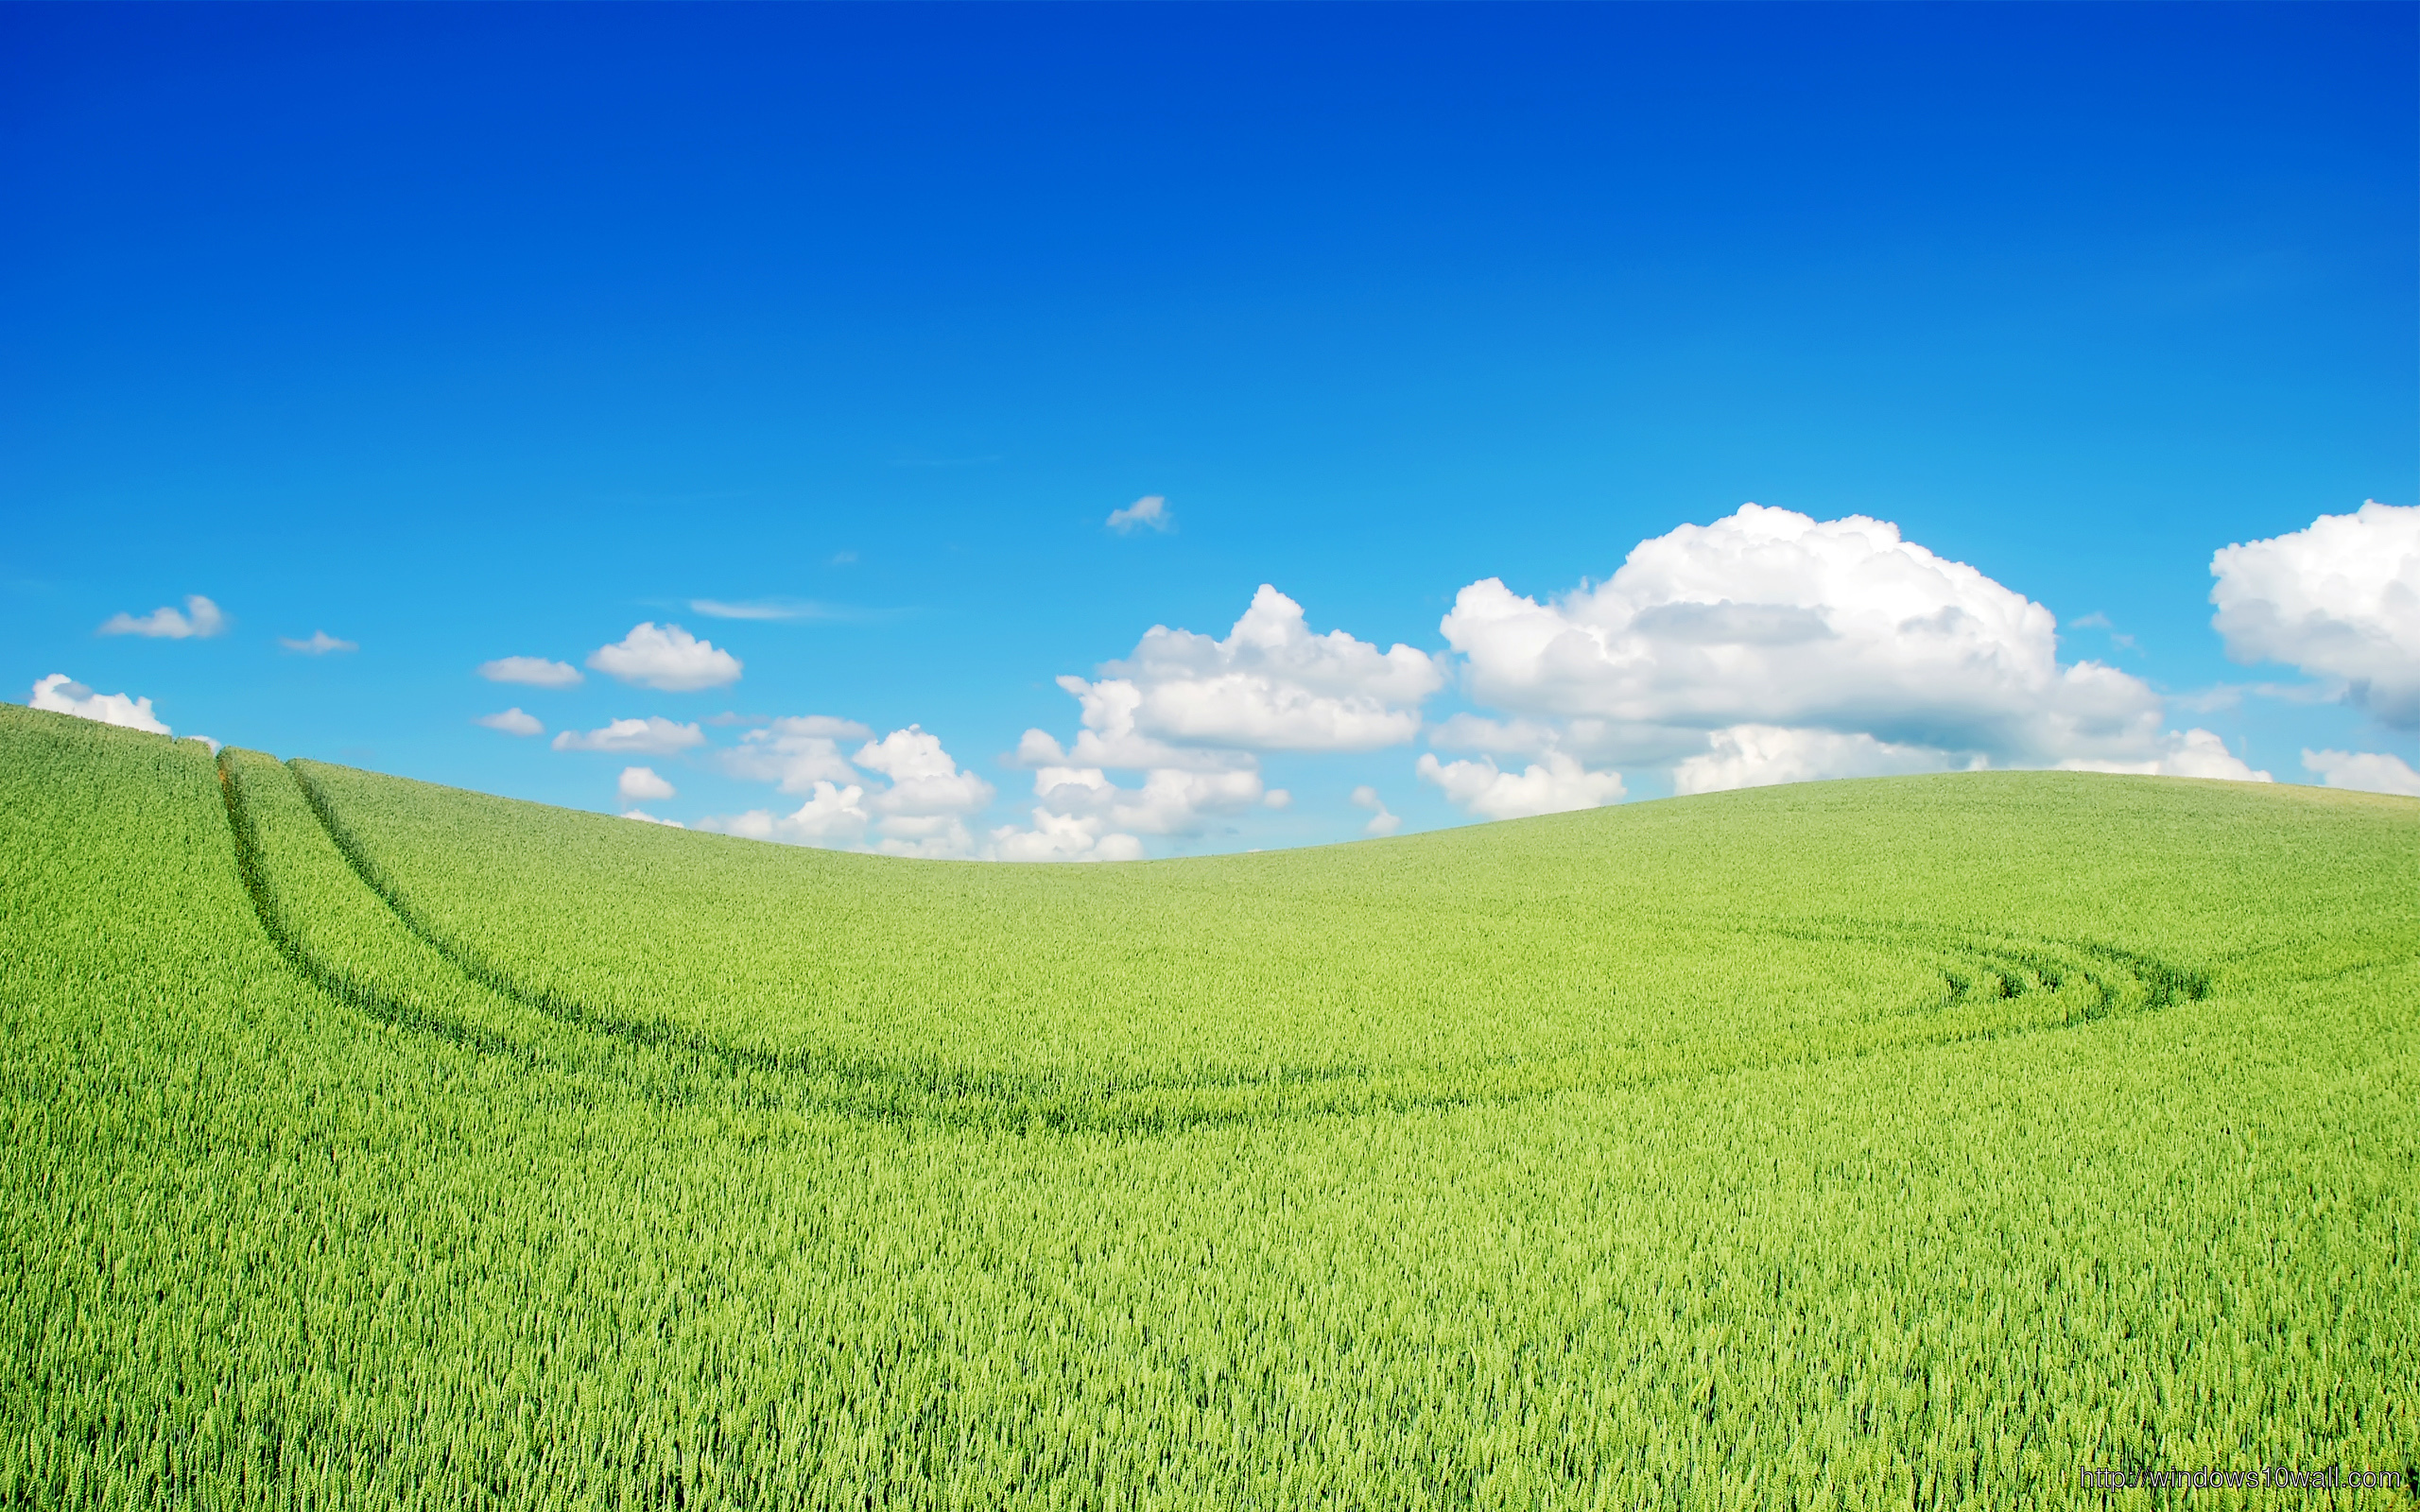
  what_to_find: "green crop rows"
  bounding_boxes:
[3,702,2413,1507]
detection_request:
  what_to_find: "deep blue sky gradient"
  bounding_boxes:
[5,3,2413,845]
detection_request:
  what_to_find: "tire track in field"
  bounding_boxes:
[253,757,2218,1135]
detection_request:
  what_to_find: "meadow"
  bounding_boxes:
[2,701,2413,1507]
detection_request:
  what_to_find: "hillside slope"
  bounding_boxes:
[4,702,2414,1507]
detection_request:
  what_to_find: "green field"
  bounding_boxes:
[3,701,2413,1507]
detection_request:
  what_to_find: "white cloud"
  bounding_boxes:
[28,673,170,735]
[2057,728,2273,782]
[1416,750,1627,817]
[621,809,685,828]
[702,781,872,849]
[617,765,677,802]
[1672,725,1960,796]
[1443,503,2187,783]
[988,809,1149,863]
[986,763,1265,861]
[1348,784,1402,836]
[2301,748,2420,798]
[1263,788,1291,809]
[852,726,997,857]
[690,598,856,622]
[551,717,705,755]
[1023,586,1444,773]
[2210,501,2420,729]
[717,714,873,792]
[1106,495,1173,534]
[99,594,226,640]
[475,708,544,737]
[279,630,356,655]
[478,656,583,688]
[708,724,994,858]
[587,623,743,692]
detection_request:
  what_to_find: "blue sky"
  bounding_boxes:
[7,4,2415,856]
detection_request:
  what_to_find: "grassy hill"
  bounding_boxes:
[3,701,2413,1507]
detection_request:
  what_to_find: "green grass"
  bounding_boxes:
[3,701,2414,1507]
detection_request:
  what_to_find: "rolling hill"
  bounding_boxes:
[4,701,2412,1507]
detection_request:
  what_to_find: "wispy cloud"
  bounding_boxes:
[479,656,582,687]
[1107,495,1173,535]
[475,708,544,736]
[1349,784,1401,837]
[280,629,357,655]
[100,594,227,639]
[689,598,860,623]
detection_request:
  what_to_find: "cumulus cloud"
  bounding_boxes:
[279,630,356,655]
[1672,725,1960,796]
[706,723,994,857]
[99,594,226,640]
[1443,503,2190,785]
[621,809,685,828]
[703,782,873,849]
[28,673,170,735]
[1020,585,1444,775]
[2057,728,2272,782]
[2301,748,2420,799]
[988,810,1149,863]
[986,764,1265,861]
[717,715,873,792]
[587,623,743,692]
[479,656,583,687]
[852,726,998,857]
[1416,750,1627,817]
[475,708,544,737]
[617,765,677,802]
[551,716,705,754]
[1107,495,1173,534]
[2210,501,2420,729]
[1348,784,1402,836]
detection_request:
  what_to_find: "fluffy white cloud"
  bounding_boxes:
[988,809,1148,863]
[617,765,677,802]
[1022,585,1444,774]
[1348,784,1401,836]
[551,717,705,754]
[986,763,1264,861]
[1672,725,1960,796]
[1107,495,1173,534]
[29,674,170,735]
[100,594,226,640]
[707,723,994,857]
[1443,504,2187,784]
[2301,748,2420,798]
[621,809,685,828]
[479,656,582,687]
[475,708,544,737]
[703,782,873,848]
[280,630,356,655]
[2210,501,2420,729]
[587,623,743,692]
[717,715,873,792]
[852,726,997,857]
[2057,728,2272,782]
[1416,750,1627,816]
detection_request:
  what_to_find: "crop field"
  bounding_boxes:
[2,700,2414,1507]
